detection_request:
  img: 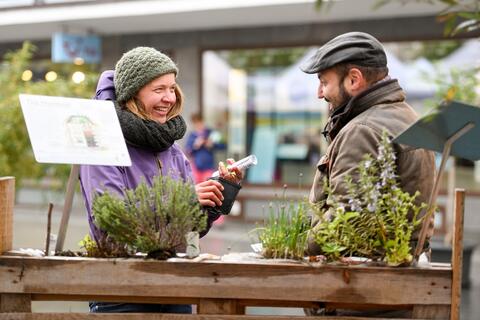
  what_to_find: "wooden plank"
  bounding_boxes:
[0,293,31,312]
[32,294,197,305]
[450,189,465,320]
[32,294,320,309]
[21,295,420,313]
[0,177,15,254]
[412,305,450,319]
[0,256,452,306]
[323,302,411,311]
[198,298,244,314]
[0,313,425,320]
[429,263,451,270]
[238,299,320,308]
[21,295,420,315]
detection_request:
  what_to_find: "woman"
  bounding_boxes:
[79,47,241,314]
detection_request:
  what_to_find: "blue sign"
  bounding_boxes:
[52,33,101,64]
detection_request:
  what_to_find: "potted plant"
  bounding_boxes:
[82,175,206,260]
[252,190,310,261]
[311,131,426,266]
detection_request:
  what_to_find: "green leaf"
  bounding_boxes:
[452,19,480,34]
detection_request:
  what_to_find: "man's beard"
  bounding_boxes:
[326,83,352,116]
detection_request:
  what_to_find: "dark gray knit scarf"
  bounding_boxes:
[115,104,186,152]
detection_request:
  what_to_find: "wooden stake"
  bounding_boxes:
[45,203,53,256]
[451,189,465,320]
[444,157,456,246]
[0,177,15,254]
[55,164,79,253]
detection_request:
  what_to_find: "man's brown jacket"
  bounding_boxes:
[308,79,435,254]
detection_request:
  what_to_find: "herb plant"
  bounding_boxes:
[78,234,129,258]
[91,175,206,259]
[253,188,311,260]
[312,131,426,266]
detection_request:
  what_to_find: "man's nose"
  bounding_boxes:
[317,85,324,99]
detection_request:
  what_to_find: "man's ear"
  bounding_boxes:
[345,68,367,95]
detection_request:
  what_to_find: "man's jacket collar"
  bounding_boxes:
[324,79,404,142]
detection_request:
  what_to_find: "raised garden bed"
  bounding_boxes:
[0,254,455,319]
[0,178,465,319]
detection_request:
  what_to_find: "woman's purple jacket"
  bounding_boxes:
[79,70,218,243]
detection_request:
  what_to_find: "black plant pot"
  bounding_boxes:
[147,248,176,260]
[208,177,241,215]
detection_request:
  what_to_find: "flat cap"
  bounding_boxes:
[301,32,387,74]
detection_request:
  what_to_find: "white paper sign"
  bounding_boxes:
[19,94,131,166]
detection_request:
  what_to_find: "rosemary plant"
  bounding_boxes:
[312,131,426,266]
[91,175,206,259]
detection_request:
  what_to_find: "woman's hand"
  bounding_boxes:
[195,179,224,207]
[218,158,243,184]
[195,158,243,207]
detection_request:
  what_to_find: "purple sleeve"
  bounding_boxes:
[95,70,116,101]
[79,164,126,243]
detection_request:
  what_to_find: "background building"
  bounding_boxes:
[1,0,479,225]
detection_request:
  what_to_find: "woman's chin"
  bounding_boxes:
[152,115,167,124]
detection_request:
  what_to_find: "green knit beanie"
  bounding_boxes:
[114,47,179,103]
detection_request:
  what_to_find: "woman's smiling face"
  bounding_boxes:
[136,73,177,124]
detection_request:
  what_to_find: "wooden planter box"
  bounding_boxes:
[0,178,465,319]
[0,255,456,319]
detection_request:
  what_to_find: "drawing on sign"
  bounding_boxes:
[66,115,100,148]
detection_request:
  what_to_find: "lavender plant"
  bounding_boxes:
[91,175,206,259]
[312,131,425,266]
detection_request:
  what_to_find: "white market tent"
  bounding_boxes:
[204,39,478,118]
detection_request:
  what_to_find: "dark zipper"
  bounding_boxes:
[156,156,163,175]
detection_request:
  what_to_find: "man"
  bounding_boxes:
[301,32,435,259]
[300,30,436,318]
